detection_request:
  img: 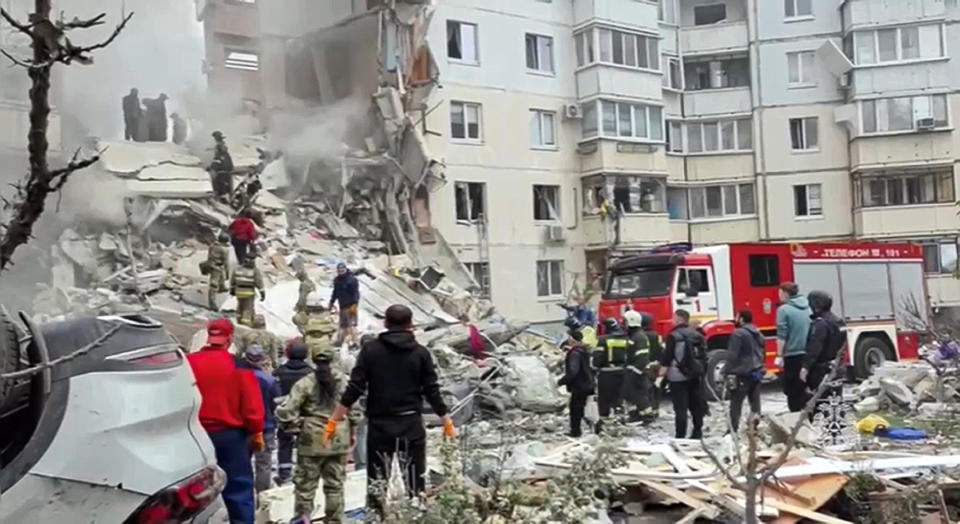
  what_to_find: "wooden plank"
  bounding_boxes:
[750,495,854,524]
[637,479,720,520]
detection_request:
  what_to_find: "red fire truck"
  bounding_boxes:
[598,242,929,395]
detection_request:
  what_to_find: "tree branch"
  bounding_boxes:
[59,13,106,31]
[0,324,121,380]
[0,48,54,69]
[0,7,35,37]
[73,12,133,55]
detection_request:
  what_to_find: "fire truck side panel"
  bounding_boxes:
[726,244,793,333]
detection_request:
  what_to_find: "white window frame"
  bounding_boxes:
[859,170,955,208]
[680,118,753,153]
[793,183,823,218]
[465,262,491,298]
[450,101,482,142]
[454,181,486,223]
[687,183,756,220]
[525,33,555,74]
[784,0,813,20]
[536,260,565,298]
[530,109,558,149]
[853,24,945,66]
[447,20,479,64]
[923,242,959,275]
[787,50,816,87]
[659,0,677,24]
[574,27,660,72]
[789,117,818,152]
[860,94,950,135]
[664,57,682,90]
[533,184,561,222]
[590,100,664,142]
[224,48,259,71]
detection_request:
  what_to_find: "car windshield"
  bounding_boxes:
[606,266,674,298]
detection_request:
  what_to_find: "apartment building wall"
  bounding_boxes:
[196,0,262,103]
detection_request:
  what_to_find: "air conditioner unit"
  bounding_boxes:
[917,117,936,130]
[547,225,566,242]
[839,72,851,88]
[564,103,582,119]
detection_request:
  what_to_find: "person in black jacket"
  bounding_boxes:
[326,304,451,514]
[725,310,765,432]
[658,310,706,439]
[558,330,595,437]
[800,291,846,417]
[273,341,313,485]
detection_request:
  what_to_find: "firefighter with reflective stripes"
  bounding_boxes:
[593,317,630,431]
[622,313,654,423]
[231,255,265,326]
[641,313,665,413]
[293,292,339,367]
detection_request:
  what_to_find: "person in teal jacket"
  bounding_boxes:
[775,282,811,412]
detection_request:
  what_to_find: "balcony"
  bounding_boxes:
[580,214,671,249]
[855,203,958,238]
[680,21,748,56]
[842,0,945,31]
[850,60,950,98]
[576,65,664,103]
[850,131,953,171]
[573,0,658,32]
[685,154,754,182]
[683,86,751,117]
[579,140,668,175]
[926,274,960,308]
[689,217,759,243]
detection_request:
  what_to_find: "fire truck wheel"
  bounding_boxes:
[854,336,894,379]
[0,313,20,409]
[704,349,729,401]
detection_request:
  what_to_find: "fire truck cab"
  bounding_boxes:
[599,242,928,395]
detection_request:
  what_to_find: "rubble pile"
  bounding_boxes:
[851,353,960,420]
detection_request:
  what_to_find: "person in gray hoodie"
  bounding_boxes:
[725,310,765,432]
[775,282,812,412]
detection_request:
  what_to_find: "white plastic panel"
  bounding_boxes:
[889,261,927,329]
[840,262,893,320]
[793,262,843,317]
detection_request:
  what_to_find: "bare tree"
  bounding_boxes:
[0,1,133,271]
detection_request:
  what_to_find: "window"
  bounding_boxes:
[225,49,259,71]
[533,185,560,221]
[465,262,491,298]
[667,187,688,219]
[667,57,682,89]
[861,94,949,134]
[666,120,683,152]
[447,20,478,63]
[787,51,816,86]
[923,243,958,275]
[789,117,818,151]
[853,24,944,65]
[454,181,485,222]
[525,33,554,73]
[581,100,664,141]
[859,170,955,207]
[576,28,659,71]
[450,101,481,140]
[659,0,676,24]
[681,118,753,153]
[684,57,750,90]
[529,110,557,148]
[748,255,780,287]
[677,268,710,293]
[694,4,726,25]
[784,0,812,18]
[536,260,564,297]
[793,184,823,217]
[688,183,756,219]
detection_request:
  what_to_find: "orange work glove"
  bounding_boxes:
[443,417,455,438]
[348,304,357,315]
[322,419,338,445]
[250,432,264,452]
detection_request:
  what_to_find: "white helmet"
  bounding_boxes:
[305,292,325,309]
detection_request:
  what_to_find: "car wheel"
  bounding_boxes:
[705,349,729,401]
[0,314,20,409]
[854,336,894,380]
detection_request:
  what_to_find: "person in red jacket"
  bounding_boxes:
[188,318,264,524]
[228,210,258,262]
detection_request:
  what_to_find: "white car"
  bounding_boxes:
[0,313,226,522]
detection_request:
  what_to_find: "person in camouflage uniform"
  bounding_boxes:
[234,315,283,372]
[293,292,339,367]
[205,232,231,310]
[295,268,316,313]
[276,342,357,523]
[231,255,265,327]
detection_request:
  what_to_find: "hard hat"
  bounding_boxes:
[564,316,583,331]
[217,231,229,243]
[624,310,643,328]
[305,292,325,309]
[602,317,620,331]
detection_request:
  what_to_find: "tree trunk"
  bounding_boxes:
[744,479,759,523]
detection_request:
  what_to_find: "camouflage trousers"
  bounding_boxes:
[293,454,346,522]
[207,269,225,309]
[236,297,255,326]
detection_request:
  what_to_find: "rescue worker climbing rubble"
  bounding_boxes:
[329,262,360,348]
[295,267,317,313]
[294,293,339,367]
[232,256,265,327]
[593,317,630,432]
[622,312,654,423]
[203,231,230,310]
[211,130,234,200]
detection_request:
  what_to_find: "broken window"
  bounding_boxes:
[533,185,560,221]
[447,20,478,63]
[793,183,823,217]
[450,101,481,140]
[789,117,818,151]
[454,182,485,222]
[536,260,564,297]
[694,4,726,25]
[465,262,491,298]
[525,33,554,73]
[582,176,606,214]
[684,57,750,90]
[224,49,259,71]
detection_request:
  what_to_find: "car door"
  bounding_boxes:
[674,266,718,321]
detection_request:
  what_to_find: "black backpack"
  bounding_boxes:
[675,329,707,378]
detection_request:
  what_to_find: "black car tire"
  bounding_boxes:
[0,314,20,410]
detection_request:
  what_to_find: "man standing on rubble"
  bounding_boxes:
[187,318,264,523]
[329,262,360,348]
[274,341,313,485]
[775,282,812,412]
[229,210,258,263]
[294,292,339,366]
[143,93,169,142]
[622,313,654,423]
[558,329,595,437]
[641,313,664,415]
[593,317,630,431]
[324,304,454,515]
[232,255,265,327]
[122,88,142,141]
[295,267,317,313]
[203,231,230,310]
[801,291,846,415]
[211,130,234,200]
[659,309,707,439]
[725,310,765,433]
[237,345,281,494]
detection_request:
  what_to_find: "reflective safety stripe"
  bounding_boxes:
[236,288,255,298]
[599,366,625,372]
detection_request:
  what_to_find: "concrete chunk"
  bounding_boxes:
[880,378,915,407]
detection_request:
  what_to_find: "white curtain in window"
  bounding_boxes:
[919,24,943,59]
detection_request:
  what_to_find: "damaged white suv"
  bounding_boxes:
[0,313,225,522]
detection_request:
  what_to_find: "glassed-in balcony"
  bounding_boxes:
[842,0,945,31]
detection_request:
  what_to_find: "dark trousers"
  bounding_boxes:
[782,354,808,412]
[568,391,589,437]
[597,369,624,417]
[276,429,296,481]
[208,427,254,524]
[124,118,138,140]
[669,379,705,439]
[232,238,252,262]
[729,375,762,432]
[214,171,233,198]
[366,415,427,516]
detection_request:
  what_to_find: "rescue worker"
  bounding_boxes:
[276,342,357,523]
[274,341,313,485]
[186,318,264,523]
[205,231,230,310]
[293,292,339,367]
[559,296,596,326]
[325,304,453,516]
[235,315,283,372]
[659,309,707,439]
[228,210,258,263]
[237,345,281,493]
[801,290,847,416]
[622,304,643,332]
[295,267,317,313]
[724,310,765,432]
[231,255,265,327]
[558,329,595,437]
[211,130,234,200]
[329,262,360,348]
[121,88,142,141]
[143,93,168,142]
[640,313,664,413]
[171,112,187,145]
[775,282,812,412]
[622,312,653,423]
[593,317,630,431]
